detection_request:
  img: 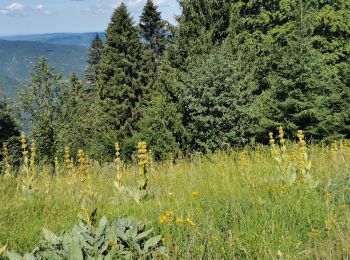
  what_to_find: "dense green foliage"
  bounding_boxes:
[97,4,155,157]
[0,93,18,144]
[85,34,104,86]
[0,92,19,169]
[243,0,350,140]
[18,58,64,162]
[57,73,101,155]
[178,47,257,152]
[1,1,350,258]
[2,0,350,160]
[139,0,168,57]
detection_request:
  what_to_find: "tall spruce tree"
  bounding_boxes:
[168,0,231,69]
[57,73,83,151]
[97,3,155,151]
[139,0,168,57]
[253,0,350,140]
[19,57,63,162]
[85,34,104,86]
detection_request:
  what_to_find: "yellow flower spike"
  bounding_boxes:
[20,132,29,175]
[30,139,36,175]
[114,142,124,189]
[269,132,275,147]
[115,142,120,161]
[2,143,11,177]
[77,149,88,176]
[54,157,60,175]
[64,146,73,171]
[278,126,285,146]
[137,141,149,192]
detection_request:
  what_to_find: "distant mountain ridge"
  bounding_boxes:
[0,32,106,48]
[0,38,89,97]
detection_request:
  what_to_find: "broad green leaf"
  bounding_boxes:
[6,251,23,260]
[144,235,162,251]
[43,228,60,245]
[135,228,153,241]
[68,241,83,260]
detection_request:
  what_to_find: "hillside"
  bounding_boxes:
[0,39,88,97]
[0,32,106,48]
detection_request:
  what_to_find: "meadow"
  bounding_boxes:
[0,129,350,259]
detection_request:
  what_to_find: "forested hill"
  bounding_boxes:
[0,39,88,97]
[0,32,106,48]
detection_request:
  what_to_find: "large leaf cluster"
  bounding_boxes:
[6,216,165,259]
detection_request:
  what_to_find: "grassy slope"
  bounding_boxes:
[0,144,349,259]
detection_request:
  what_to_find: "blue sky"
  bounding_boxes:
[0,0,179,35]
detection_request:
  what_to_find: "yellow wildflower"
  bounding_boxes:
[176,218,184,224]
[159,215,167,224]
[192,191,199,197]
[186,217,196,227]
[108,240,117,248]
[165,210,175,218]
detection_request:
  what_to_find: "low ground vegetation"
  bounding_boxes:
[1,129,350,259]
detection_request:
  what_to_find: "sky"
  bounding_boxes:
[0,0,180,36]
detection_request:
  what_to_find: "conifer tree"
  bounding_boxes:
[19,57,63,162]
[139,0,168,57]
[253,0,350,140]
[97,4,155,146]
[58,73,85,152]
[169,0,231,69]
[85,34,104,86]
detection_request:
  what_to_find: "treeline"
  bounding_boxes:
[1,0,350,163]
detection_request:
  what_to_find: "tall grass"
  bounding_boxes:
[0,137,349,258]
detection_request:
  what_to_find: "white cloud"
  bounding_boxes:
[83,4,109,14]
[34,4,44,10]
[0,3,52,16]
[154,0,168,5]
[127,0,144,8]
[84,0,169,16]
[127,0,168,8]
[111,1,122,9]
[33,4,52,15]
[7,3,24,11]
[0,2,24,15]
